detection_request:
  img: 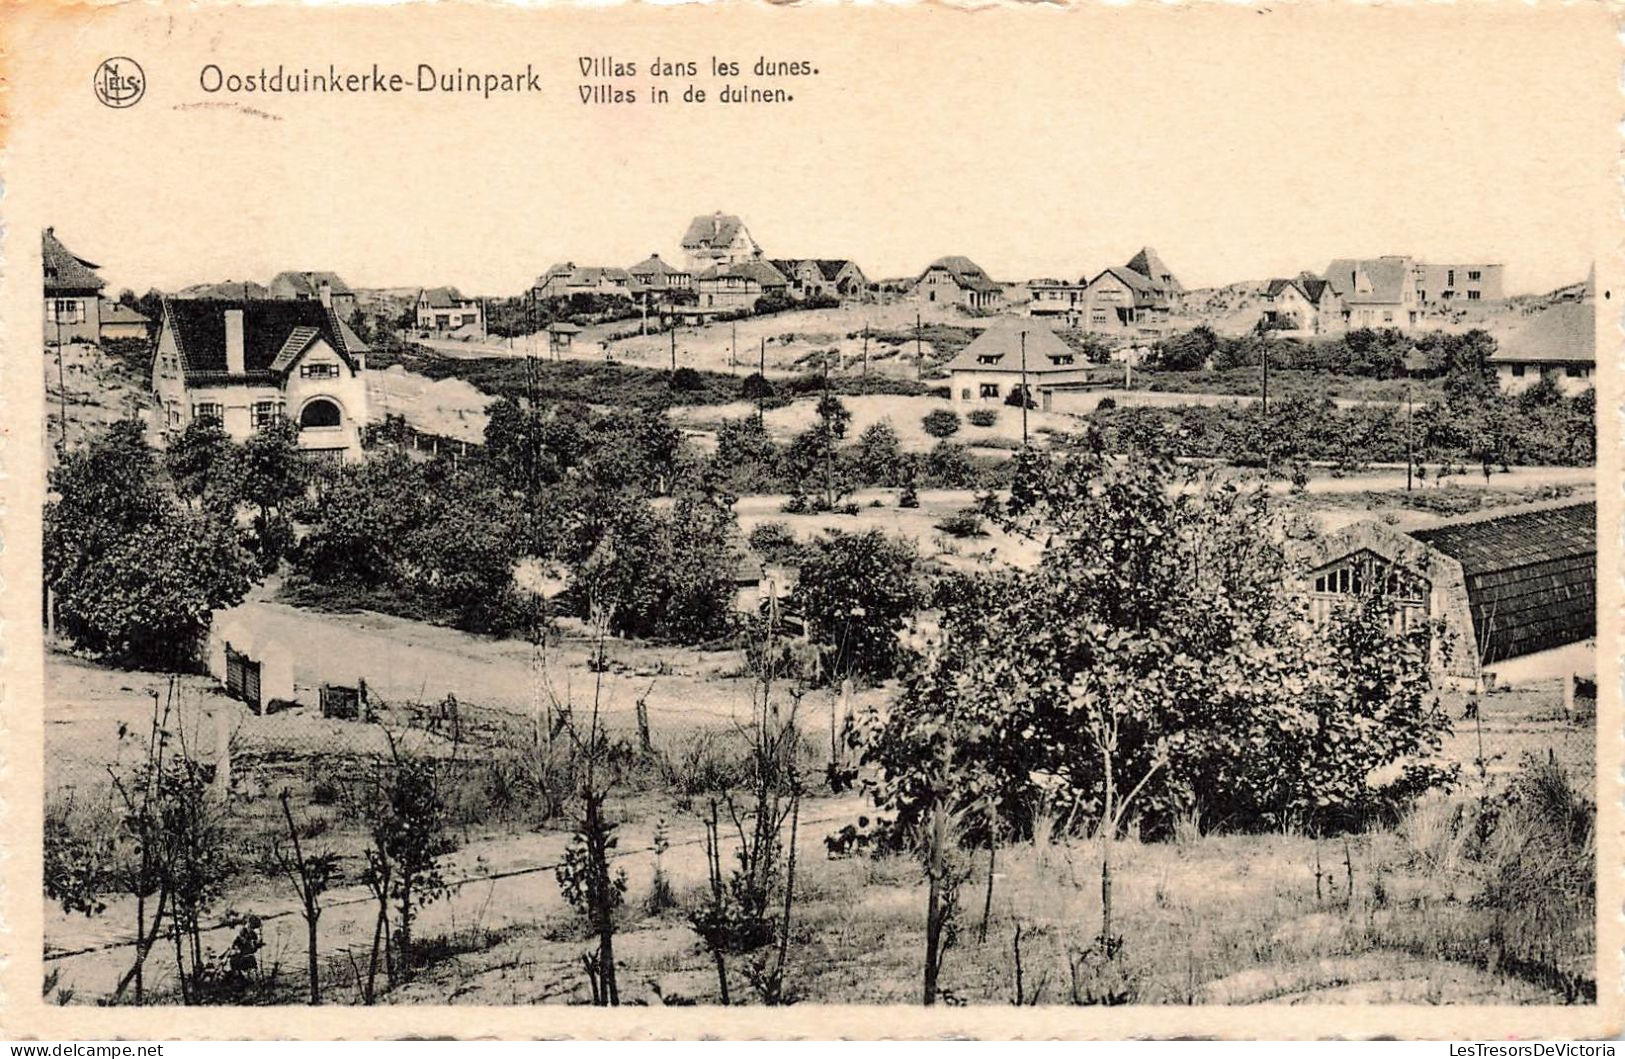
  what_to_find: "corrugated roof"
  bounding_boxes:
[1408,501,1595,663]
[42,228,106,293]
[163,298,359,381]
[1491,301,1595,366]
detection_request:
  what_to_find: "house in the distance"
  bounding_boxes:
[1301,500,1596,683]
[415,287,485,336]
[627,254,693,297]
[769,259,870,302]
[1260,275,1343,336]
[43,228,106,345]
[531,263,637,301]
[1323,256,1421,330]
[99,301,151,341]
[1415,262,1505,307]
[915,256,1004,311]
[694,259,789,312]
[945,316,1090,406]
[681,212,762,273]
[269,271,359,320]
[1490,273,1595,396]
[1077,248,1185,336]
[1027,278,1091,326]
[150,292,371,461]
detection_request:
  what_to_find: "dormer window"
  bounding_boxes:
[1049,354,1075,366]
[977,354,1003,365]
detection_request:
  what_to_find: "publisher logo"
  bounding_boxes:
[93,57,146,108]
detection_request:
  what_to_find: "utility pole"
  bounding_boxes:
[53,313,67,455]
[731,319,737,375]
[1019,329,1029,448]
[862,325,869,377]
[1260,342,1269,414]
[670,322,677,373]
[915,309,923,380]
[758,336,767,425]
[1405,374,1415,492]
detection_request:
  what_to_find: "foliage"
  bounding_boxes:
[790,530,925,684]
[966,408,999,429]
[847,446,1454,848]
[46,421,257,670]
[921,409,961,439]
[747,521,804,566]
[853,420,907,487]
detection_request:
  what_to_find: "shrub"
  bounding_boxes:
[921,409,961,439]
[966,409,998,428]
[747,521,803,565]
[934,509,987,538]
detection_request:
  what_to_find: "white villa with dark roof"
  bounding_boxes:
[915,256,1004,310]
[945,316,1090,406]
[415,287,484,335]
[681,212,761,273]
[151,291,370,461]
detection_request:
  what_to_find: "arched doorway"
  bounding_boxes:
[299,397,342,428]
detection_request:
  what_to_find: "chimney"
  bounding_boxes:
[225,309,245,374]
[318,280,333,308]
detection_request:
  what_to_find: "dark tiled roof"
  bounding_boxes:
[1125,246,1183,295]
[420,286,473,308]
[1409,501,1596,663]
[629,254,686,278]
[1324,257,1414,306]
[43,228,106,293]
[163,298,359,381]
[682,212,755,252]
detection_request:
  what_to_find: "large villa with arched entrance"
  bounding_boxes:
[150,294,370,461]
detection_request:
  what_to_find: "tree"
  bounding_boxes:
[232,417,307,570]
[713,416,782,494]
[47,421,257,670]
[790,530,924,684]
[784,394,856,511]
[274,789,341,1004]
[921,409,961,439]
[923,440,978,488]
[1150,325,1219,371]
[360,732,454,987]
[849,446,1453,850]
[853,420,906,487]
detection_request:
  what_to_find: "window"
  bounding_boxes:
[1468,270,1482,281]
[1511,364,1526,378]
[1308,552,1429,630]
[192,402,222,423]
[1383,311,1395,323]
[1049,354,1075,366]
[1565,364,1589,379]
[979,383,1000,399]
[299,398,342,428]
[1467,290,1481,301]
[252,401,282,429]
[50,299,84,323]
[1447,269,1456,286]
[976,355,1003,365]
[435,314,450,328]
[300,362,341,379]
[960,388,971,400]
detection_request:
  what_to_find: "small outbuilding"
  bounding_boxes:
[1300,499,1595,683]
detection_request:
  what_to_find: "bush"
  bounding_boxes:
[965,409,998,428]
[790,530,925,684]
[921,409,961,439]
[747,521,803,565]
[934,509,987,538]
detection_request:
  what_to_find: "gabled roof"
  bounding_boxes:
[682,212,757,253]
[1324,257,1414,306]
[1264,278,1305,299]
[268,271,353,298]
[101,301,149,324]
[943,316,1083,374]
[162,298,361,382]
[419,286,474,308]
[698,260,788,287]
[1087,265,1162,307]
[921,255,1002,293]
[1491,300,1595,366]
[1124,246,1183,295]
[1407,501,1596,663]
[628,254,688,278]
[43,228,106,293]
[175,281,271,300]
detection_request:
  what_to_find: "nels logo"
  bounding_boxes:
[93,57,146,108]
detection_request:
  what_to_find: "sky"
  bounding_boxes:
[11,3,1614,299]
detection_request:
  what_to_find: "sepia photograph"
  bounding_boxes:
[2,0,1617,1039]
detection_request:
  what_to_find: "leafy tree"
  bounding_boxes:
[923,440,978,488]
[1150,325,1219,371]
[46,421,257,670]
[848,446,1453,847]
[163,419,236,513]
[784,394,856,511]
[790,530,924,684]
[233,417,307,570]
[713,416,782,494]
[921,409,961,439]
[852,420,905,487]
